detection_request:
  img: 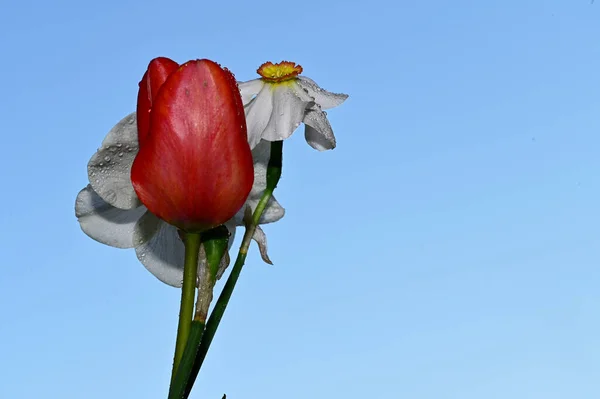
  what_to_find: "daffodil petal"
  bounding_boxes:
[297,76,348,110]
[259,196,285,224]
[134,216,186,287]
[75,185,148,249]
[238,79,265,105]
[245,85,274,149]
[134,216,237,288]
[232,195,285,226]
[88,113,141,210]
[304,105,337,151]
[262,85,311,142]
[250,139,270,191]
[230,139,285,225]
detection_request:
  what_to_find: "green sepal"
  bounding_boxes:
[201,225,230,281]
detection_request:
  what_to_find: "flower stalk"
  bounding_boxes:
[182,141,283,398]
[170,231,201,383]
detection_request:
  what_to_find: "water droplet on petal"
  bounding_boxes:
[118,152,124,157]
[104,156,111,162]
[116,143,122,148]
[99,162,104,167]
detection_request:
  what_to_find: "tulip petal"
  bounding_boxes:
[238,79,264,105]
[297,76,349,109]
[262,85,312,142]
[304,105,337,151]
[88,113,141,210]
[137,57,180,147]
[131,60,254,232]
[244,84,274,149]
[75,185,148,248]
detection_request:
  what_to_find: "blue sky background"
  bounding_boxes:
[1,0,600,398]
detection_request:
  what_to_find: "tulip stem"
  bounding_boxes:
[182,141,283,398]
[171,231,201,384]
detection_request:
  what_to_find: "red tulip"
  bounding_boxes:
[131,58,254,232]
[136,57,179,147]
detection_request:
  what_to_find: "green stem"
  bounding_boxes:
[170,231,201,383]
[183,141,283,398]
[183,244,248,398]
[168,321,205,399]
[168,227,229,399]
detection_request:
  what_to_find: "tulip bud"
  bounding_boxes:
[131,58,254,232]
[136,57,179,147]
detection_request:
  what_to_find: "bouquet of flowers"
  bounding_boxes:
[75,57,347,398]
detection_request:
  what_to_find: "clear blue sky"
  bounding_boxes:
[1,0,599,398]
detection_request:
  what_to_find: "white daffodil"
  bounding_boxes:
[239,61,348,151]
[75,113,285,287]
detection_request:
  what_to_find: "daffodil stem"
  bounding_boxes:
[171,231,201,384]
[182,141,283,398]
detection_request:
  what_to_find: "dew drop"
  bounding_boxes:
[118,152,124,157]
[99,162,104,167]
[104,156,111,162]
[95,179,100,184]
[116,143,122,148]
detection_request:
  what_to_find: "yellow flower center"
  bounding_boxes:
[257,61,303,83]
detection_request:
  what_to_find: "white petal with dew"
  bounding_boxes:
[248,139,270,195]
[238,79,265,105]
[297,76,348,109]
[232,195,285,226]
[303,105,336,151]
[75,185,148,249]
[88,113,141,210]
[258,196,285,224]
[134,218,237,288]
[262,85,311,142]
[244,85,274,149]
[134,216,185,287]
